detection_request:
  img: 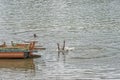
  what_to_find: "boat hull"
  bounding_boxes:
[0,41,40,59]
[0,52,29,59]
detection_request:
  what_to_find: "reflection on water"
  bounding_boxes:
[0,59,35,71]
[0,58,36,80]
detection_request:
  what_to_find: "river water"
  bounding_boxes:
[0,0,120,80]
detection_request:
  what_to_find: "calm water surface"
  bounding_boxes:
[0,0,120,80]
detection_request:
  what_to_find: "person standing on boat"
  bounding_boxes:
[33,34,37,38]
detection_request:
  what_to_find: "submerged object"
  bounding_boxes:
[57,40,75,52]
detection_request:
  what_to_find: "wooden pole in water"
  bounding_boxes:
[57,43,60,51]
[62,40,65,50]
[57,43,60,57]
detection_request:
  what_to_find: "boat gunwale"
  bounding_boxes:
[0,48,30,52]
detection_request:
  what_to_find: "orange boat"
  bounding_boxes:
[0,41,36,59]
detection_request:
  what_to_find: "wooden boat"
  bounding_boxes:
[18,41,46,50]
[34,46,46,50]
[0,41,36,59]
